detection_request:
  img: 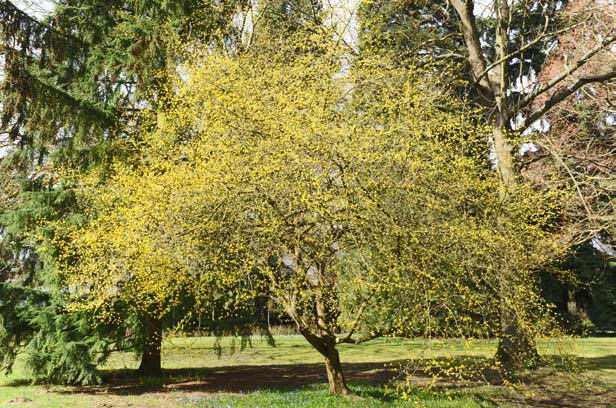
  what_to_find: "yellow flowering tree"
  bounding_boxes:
[50,138,253,374]
[53,34,567,392]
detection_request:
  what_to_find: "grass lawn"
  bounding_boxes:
[1,336,615,407]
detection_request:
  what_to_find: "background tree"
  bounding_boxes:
[445,0,616,369]
[360,0,616,369]
[0,0,250,381]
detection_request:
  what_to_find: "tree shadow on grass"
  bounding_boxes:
[7,355,614,407]
[0,378,32,387]
[573,354,616,371]
[48,355,502,397]
[48,358,503,406]
[59,360,404,396]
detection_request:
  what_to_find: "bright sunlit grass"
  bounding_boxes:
[1,336,615,408]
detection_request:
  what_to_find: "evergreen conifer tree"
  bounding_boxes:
[0,0,247,382]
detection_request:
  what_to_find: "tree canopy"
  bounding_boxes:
[0,0,614,393]
[47,32,571,393]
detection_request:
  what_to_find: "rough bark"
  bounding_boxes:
[137,315,163,376]
[491,120,515,191]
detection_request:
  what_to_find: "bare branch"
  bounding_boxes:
[450,0,494,99]
[519,32,616,111]
[536,139,594,221]
[521,70,616,133]
[472,18,589,89]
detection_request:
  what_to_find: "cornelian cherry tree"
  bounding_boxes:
[54,35,565,394]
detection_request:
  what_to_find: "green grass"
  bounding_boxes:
[181,384,498,408]
[103,335,435,370]
[1,336,615,408]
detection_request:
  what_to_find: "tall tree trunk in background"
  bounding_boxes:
[450,0,543,371]
[495,299,540,370]
[138,316,163,376]
[492,117,540,370]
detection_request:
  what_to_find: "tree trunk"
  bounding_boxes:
[491,125,515,191]
[495,294,540,371]
[323,343,351,395]
[492,121,541,372]
[138,315,163,376]
[299,329,351,395]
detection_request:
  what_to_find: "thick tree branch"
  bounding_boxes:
[335,291,373,344]
[519,32,616,111]
[521,70,616,133]
[336,331,382,344]
[450,0,494,99]
[299,327,328,355]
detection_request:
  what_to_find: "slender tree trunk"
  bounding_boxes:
[138,315,163,376]
[278,259,352,395]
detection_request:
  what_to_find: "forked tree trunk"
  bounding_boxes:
[138,315,163,376]
[299,329,351,395]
